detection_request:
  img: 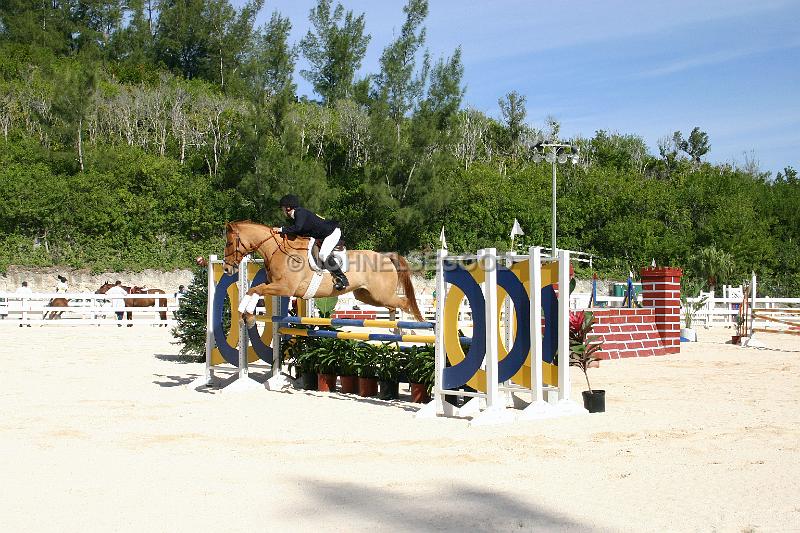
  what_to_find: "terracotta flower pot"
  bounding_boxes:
[340,375,358,394]
[317,373,337,392]
[357,376,378,397]
[410,382,430,403]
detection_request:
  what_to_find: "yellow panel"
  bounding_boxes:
[443,259,562,392]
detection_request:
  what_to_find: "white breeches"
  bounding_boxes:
[319,227,341,262]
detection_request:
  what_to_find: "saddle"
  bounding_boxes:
[307,238,348,272]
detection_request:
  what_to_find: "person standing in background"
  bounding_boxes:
[56,275,68,293]
[106,280,128,326]
[16,281,32,327]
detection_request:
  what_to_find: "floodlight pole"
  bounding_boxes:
[539,143,575,259]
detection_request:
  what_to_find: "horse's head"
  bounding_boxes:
[96,282,113,294]
[223,222,247,275]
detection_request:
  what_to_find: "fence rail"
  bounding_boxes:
[0,291,180,326]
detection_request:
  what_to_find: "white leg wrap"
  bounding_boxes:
[246,293,259,314]
[238,293,252,314]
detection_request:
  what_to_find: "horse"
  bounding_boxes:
[45,298,69,320]
[223,220,423,327]
[96,282,169,326]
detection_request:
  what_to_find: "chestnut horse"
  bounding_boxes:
[223,220,423,327]
[45,298,69,319]
[96,282,168,326]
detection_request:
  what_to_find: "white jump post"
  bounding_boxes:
[520,246,558,419]
[220,255,262,392]
[190,254,218,389]
[265,293,293,390]
[470,247,515,426]
[554,249,587,415]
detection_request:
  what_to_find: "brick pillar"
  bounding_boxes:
[639,267,683,354]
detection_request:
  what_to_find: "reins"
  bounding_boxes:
[225,224,309,270]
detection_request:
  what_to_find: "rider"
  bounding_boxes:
[276,194,349,291]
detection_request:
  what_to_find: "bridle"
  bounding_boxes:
[224,224,307,269]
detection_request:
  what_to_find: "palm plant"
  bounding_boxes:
[692,245,734,296]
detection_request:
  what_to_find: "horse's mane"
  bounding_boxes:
[227,220,310,245]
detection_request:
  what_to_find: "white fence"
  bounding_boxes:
[682,294,800,330]
[0,291,180,326]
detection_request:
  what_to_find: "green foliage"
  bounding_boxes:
[299,0,370,104]
[285,334,317,376]
[404,344,434,391]
[373,343,403,383]
[171,264,211,361]
[351,342,379,378]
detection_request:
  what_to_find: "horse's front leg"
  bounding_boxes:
[239,281,295,328]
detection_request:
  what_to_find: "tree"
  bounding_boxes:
[205,0,263,88]
[299,0,370,105]
[245,11,296,99]
[498,91,526,160]
[374,0,428,137]
[155,0,210,80]
[419,46,464,131]
[109,0,155,67]
[674,127,710,164]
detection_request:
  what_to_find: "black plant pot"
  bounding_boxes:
[378,380,399,400]
[300,372,318,390]
[582,390,605,413]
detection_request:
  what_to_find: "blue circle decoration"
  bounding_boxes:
[212,272,239,365]
[246,269,273,362]
[496,266,530,382]
[541,285,558,364]
[442,262,486,390]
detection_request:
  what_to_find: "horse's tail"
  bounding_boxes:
[387,253,423,322]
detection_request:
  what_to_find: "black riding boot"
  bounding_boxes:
[330,268,349,291]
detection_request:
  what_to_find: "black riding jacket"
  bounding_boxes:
[280,207,338,240]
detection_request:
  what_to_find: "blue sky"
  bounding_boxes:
[236,0,800,176]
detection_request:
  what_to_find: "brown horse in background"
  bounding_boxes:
[45,298,69,319]
[96,282,168,326]
[223,220,423,328]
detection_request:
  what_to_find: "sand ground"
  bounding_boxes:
[0,325,798,532]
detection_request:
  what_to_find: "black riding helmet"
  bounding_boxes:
[279,194,300,209]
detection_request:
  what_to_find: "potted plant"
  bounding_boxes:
[680,279,708,342]
[284,336,318,390]
[375,343,402,400]
[405,344,434,403]
[569,310,605,413]
[732,314,747,345]
[310,338,340,392]
[338,340,359,394]
[353,344,379,397]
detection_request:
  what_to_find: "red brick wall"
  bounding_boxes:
[590,308,669,359]
[639,267,682,355]
[587,266,683,359]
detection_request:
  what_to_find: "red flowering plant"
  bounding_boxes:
[569,310,604,392]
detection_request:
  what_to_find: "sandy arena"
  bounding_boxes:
[1,325,798,532]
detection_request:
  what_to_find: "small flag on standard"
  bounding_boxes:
[439,227,448,250]
[510,218,524,238]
